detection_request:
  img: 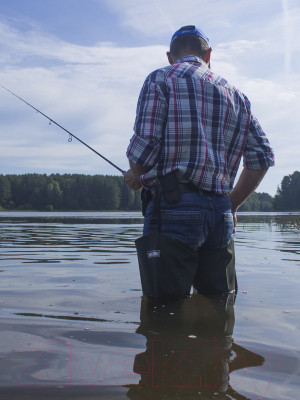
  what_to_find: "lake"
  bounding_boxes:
[0,211,299,400]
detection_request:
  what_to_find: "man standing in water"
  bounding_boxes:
[125,25,274,299]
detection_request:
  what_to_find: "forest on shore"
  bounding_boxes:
[0,171,299,212]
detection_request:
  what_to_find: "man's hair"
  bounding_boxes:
[170,34,210,60]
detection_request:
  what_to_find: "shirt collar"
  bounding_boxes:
[175,55,204,65]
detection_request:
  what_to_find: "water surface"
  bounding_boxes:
[0,212,299,399]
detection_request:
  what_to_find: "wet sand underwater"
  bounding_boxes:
[0,212,299,399]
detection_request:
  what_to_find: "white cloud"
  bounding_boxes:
[0,19,168,177]
[282,0,292,75]
[103,0,280,40]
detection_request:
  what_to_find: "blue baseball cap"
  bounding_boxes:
[170,25,210,46]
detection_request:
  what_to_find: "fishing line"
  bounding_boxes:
[0,84,126,175]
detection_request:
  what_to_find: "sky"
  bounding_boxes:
[0,0,299,195]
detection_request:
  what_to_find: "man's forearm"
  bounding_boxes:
[229,168,268,212]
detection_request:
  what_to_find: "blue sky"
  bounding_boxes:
[0,0,299,195]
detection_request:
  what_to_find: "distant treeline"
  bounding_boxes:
[0,171,299,212]
[0,174,141,211]
[239,171,300,212]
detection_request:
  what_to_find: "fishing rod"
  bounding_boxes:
[0,84,126,175]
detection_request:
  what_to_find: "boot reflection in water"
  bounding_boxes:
[125,294,264,400]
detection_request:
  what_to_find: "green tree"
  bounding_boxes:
[257,192,274,211]
[101,178,121,210]
[46,180,63,210]
[30,174,48,210]
[133,190,142,211]
[0,175,12,208]
[239,192,273,212]
[119,180,135,210]
[6,174,23,208]
[274,171,300,211]
[2,173,142,211]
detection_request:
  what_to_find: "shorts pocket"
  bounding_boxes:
[222,212,234,247]
[160,209,205,251]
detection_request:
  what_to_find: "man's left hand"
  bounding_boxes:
[124,169,142,191]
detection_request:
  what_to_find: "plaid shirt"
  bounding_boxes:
[127,56,275,194]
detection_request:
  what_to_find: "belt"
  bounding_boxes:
[178,182,199,193]
[178,182,229,197]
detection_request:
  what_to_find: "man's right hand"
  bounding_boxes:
[232,211,237,234]
[229,167,268,234]
[124,169,142,191]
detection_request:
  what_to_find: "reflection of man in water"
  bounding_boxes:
[125,25,274,301]
[126,294,264,399]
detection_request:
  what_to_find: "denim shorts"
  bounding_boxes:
[143,189,236,295]
[143,190,234,252]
